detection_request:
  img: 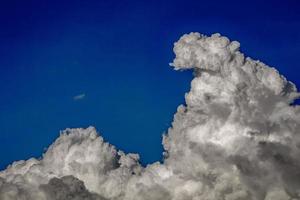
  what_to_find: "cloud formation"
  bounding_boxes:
[1,33,300,200]
[73,93,86,101]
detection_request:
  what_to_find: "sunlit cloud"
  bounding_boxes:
[1,33,299,200]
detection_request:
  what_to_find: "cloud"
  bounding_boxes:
[40,176,106,200]
[73,93,86,101]
[1,33,300,200]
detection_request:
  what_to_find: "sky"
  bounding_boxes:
[0,0,300,170]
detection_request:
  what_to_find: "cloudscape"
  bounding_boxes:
[0,33,299,200]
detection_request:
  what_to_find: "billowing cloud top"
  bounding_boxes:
[1,33,300,200]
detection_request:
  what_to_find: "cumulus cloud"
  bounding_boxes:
[1,33,300,200]
[73,93,86,101]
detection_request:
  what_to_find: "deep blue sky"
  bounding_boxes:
[0,0,299,169]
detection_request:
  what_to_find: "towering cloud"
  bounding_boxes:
[1,33,300,200]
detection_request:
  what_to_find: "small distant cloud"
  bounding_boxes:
[73,93,86,101]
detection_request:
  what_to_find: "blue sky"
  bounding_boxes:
[0,0,299,169]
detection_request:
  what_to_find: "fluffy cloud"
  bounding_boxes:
[1,33,300,200]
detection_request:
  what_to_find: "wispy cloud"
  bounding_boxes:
[73,93,86,101]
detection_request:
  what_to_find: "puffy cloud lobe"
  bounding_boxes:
[166,33,300,199]
[40,176,106,200]
[1,33,300,200]
[0,127,142,200]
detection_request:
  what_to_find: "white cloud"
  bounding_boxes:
[1,33,300,200]
[73,93,86,101]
